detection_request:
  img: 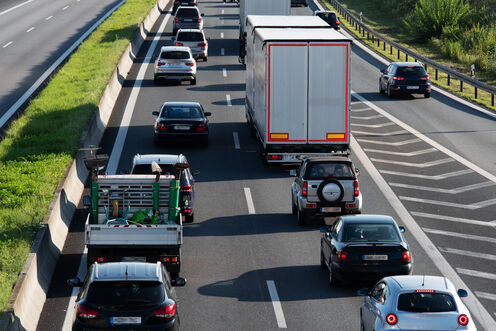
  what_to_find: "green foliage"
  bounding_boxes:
[405,0,472,39]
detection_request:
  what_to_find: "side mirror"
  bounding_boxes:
[319,226,330,233]
[457,289,468,298]
[289,169,297,177]
[152,111,159,116]
[204,112,212,116]
[399,226,405,233]
[357,288,370,296]
[67,277,83,287]
[201,13,204,17]
[355,168,360,176]
[83,195,91,209]
[172,277,187,287]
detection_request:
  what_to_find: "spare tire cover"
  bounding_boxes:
[317,179,344,203]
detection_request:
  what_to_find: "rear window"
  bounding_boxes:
[176,8,199,17]
[161,105,202,118]
[398,292,457,312]
[396,66,427,76]
[132,164,174,175]
[307,163,353,179]
[343,223,400,242]
[177,32,204,42]
[86,281,165,307]
[161,51,190,59]
[318,13,337,22]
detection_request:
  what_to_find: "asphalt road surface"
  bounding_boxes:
[37,0,496,330]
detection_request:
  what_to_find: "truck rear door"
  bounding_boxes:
[307,42,350,144]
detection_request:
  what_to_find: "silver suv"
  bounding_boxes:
[290,156,362,225]
[175,29,208,61]
[154,46,197,84]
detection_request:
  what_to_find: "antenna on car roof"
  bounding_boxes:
[422,274,425,287]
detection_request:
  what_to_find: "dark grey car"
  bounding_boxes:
[172,6,204,36]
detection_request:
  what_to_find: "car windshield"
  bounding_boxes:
[318,13,337,22]
[308,163,353,179]
[161,51,190,60]
[86,281,165,307]
[161,106,202,118]
[343,223,400,242]
[396,66,427,76]
[177,32,204,42]
[398,292,457,312]
[132,163,175,175]
[177,8,198,17]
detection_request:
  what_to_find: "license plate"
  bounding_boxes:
[167,63,180,67]
[321,207,341,213]
[184,19,193,22]
[174,125,190,130]
[406,86,419,89]
[363,255,388,261]
[121,256,146,262]
[111,317,141,325]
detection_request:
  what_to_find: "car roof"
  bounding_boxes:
[176,6,199,11]
[159,46,191,52]
[177,29,204,34]
[314,10,336,14]
[162,101,201,107]
[388,275,454,292]
[91,262,163,282]
[392,62,424,67]
[340,214,397,224]
[132,154,186,165]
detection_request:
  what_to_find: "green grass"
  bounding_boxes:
[0,0,158,312]
[324,0,496,112]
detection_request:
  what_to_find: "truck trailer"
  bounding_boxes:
[246,28,352,164]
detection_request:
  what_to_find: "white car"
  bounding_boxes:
[358,275,476,330]
[154,46,197,85]
[174,29,208,61]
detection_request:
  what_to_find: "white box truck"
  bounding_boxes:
[246,28,352,164]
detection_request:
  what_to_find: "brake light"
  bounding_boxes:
[458,314,469,326]
[175,42,184,46]
[401,251,411,263]
[174,1,179,4]
[153,301,176,318]
[393,76,405,80]
[185,62,195,66]
[336,20,340,24]
[76,304,98,319]
[353,180,359,197]
[337,251,348,263]
[96,257,108,263]
[416,289,435,293]
[195,123,207,132]
[197,42,207,47]
[174,17,179,23]
[157,123,167,131]
[180,184,192,192]
[420,76,430,80]
[386,313,397,325]
[302,181,308,197]
[158,61,166,66]
[197,17,201,23]
[268,155,282,160]
[189,1,195,4]
[160,256,179,263]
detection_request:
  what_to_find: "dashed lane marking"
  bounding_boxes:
[233,132,240,149]
[352,122,395,128]
[457,268,496,280]
[26,27,35,32]
[371,157,453,168]
[402,196,496,210]
[222,9,224,14]
[266,280,287,328]
[45,15,53,20]
[364,147,437,156]
[423,228,496,243]
[226,94,232,106]
[62,5,69,10]
[392,181,494,194]
[357,138,421,146]
[222,68,227,77]
[475,291,496,302]
[380,169,473,180]
[439,247,496,261]
[221,32,224,38]
[243,188,255,214]
[3,41,13,48]
[221,48,225,55]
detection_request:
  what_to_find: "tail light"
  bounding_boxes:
[197,17,201,23]
[185,62,195,67]
[458,314,469,326]
[174,1,179,4]
[76,304,99,319]
[153,301,176,318]
[189,1,196,4]
[353,180,359,197]
[401,251,411,263]
[96,257,108,263]
[157,61,166,66]
[175,42,184,46]
[268,155,282,160]
[157,123,167,131]
[393,76,405,80]
[197,42,207,47]
[420,76,430,81]
[336,20,340,24]
[195,123,206,132]
[174,17,179,23]
[302,181,308,197]
[337,250,348,263]
[386,313,397,325]
[180,184,192,192]
[160,256,179,263]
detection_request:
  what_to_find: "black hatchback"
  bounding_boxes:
[314,10,340,30]
[379,62,431,98]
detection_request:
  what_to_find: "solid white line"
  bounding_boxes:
[266,280,287,328]
[0,0,34,17]
[45,15,53,20]
[401,196,496,209]
[106,10,171,174]
[221,48,225,55]
[233,132,240,149]
[222,68,227,77]
[244,188,255,214]
[357,138,421,146]
[0,0,126,129]
[350,135,496,329]
[26,27,35,33]
[439,247,496,261]
[475,291,496,302]
[457,268,496,280]
[62,5,69,10]
[350,107,371,112]
[412,212,496,227]
[371,157,453,168]
[351,114,384,120]
[226,94,232,106]
[221,32,224,38]
[61,248,87,331]
[380,169,473,180]
[3,41,13,48]
[364,147,437,156]
[352,129,408,136]
[392,181,494,194]
[423,227,496,243]
[351,122,395,128]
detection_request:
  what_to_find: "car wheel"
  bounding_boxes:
[379,80,384,94]
[204,56,208,62]
[154,75,158,84]
[329,265,340,287]
[154,135,160,146]
[360,316,365,331]
[191,77,197,85]
[320,252,326,270]
[291,198,297,215]
[297,208,306,226]
[387,84,394,98]
[424,92,431,98]
[185,213,194,223]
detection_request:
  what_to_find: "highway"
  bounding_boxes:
[37,0,496,330]
[0,0,122,127]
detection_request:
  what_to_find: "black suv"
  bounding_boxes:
[379,62,431,98]
[68,262,186,331]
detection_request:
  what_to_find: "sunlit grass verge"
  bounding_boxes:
[323,0,496,112]
[0,0,158,312]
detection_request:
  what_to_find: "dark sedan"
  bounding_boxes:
[153,102,211,146]
[320,215,412,286]
[379,62,431,98]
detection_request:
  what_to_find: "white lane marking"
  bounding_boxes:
[352,91,496,183]
[226,94,232,106]
[233,132,240,149]
[350,135,496,329]
[0,0,125,129]
[402,196,496,209]
[244,188,255,214]
[351,114,383,120]
[221,32,224,38]
[0,0,35,17]
[266,280,287,328]
[364,147,437,156]
[393,181,494,194]
[222,9,225,14]
[475,291,496,302]
[357,138,421,146]
[352,129,408,136]
[106,9,171,174]
[350,107,371,112]
[3,41,13,48]
[221,48,225,55]
[380,169,473,180]
[413,212,496,227]
[457,268,496,280]
[351,122,395,128]
[45,15,53,20]
[439,247,496,261]
[61,248,87,331]
[62,5,69,10]
[423,227,496,243]
[371,157,453,168]
[26,27,35,32]
[222,68,227,77]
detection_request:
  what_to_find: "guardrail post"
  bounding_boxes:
[435,69,438,80]
[460,81,463,92]
[406,54,408,61]
[492,94,494,106]
[372,35,374,43]
[397,49,400,59]
[362,28,365,37]
[377,38,380,47]
[383,41,386,51]
[475,87,478,99]
[447,74,450,86]
[390,45,392,54]
[367,32,369,40]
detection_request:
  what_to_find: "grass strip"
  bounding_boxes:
[322,0,496,112]
[0,0,158,312]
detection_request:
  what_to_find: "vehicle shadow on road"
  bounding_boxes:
[187,83,245,92]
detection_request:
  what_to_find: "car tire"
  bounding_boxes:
[204,56,208,62]
[170,272,179,280]
[291,198,297,215]
[360,316,365,331]
[154,75,158,84]
[379,80,384,94]
[424,92,431,98]
[191,77,197,85]
[329,265,340,287]
[387,84,394,98]
[317,178,344,203]
[154,135,160,146]
[185,213,194,223]
[297,208,307,226]
[320,252,326,270]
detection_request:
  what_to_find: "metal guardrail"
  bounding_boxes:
[327,0,496,106]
